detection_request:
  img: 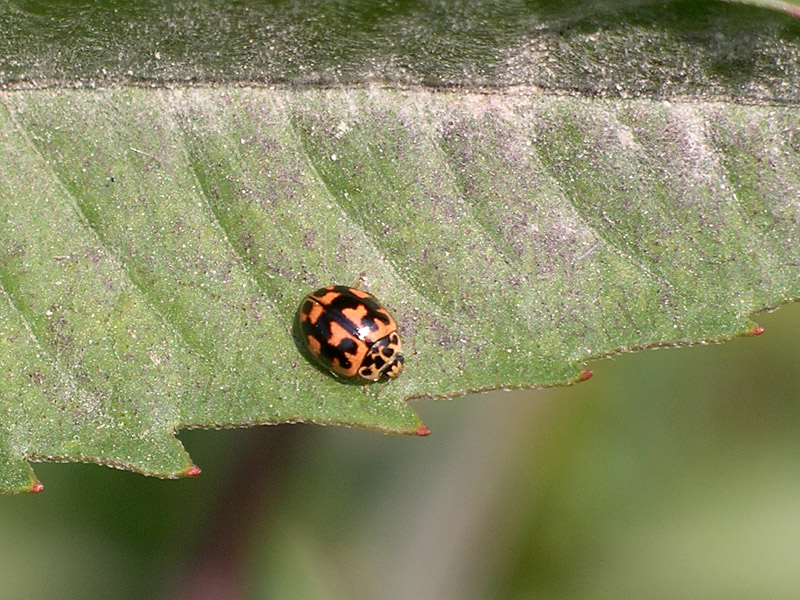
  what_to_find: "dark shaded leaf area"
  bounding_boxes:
[0,1,799,102]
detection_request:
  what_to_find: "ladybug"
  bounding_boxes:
[297,285,404,381]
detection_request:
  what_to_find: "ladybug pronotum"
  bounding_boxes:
[297,285,404,381]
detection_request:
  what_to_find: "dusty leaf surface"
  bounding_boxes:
[0,0,798,491]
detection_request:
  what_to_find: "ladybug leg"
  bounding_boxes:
[352,272,367,290]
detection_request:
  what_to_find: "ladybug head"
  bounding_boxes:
[382,353,404,380]
[358,333,405,382]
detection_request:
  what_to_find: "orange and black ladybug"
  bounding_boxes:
[297,285,404,381]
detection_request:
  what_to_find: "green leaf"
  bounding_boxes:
[0,0,799,491]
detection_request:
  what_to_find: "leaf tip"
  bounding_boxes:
[28,480,44,494]
[415,425,431,437]
[746,325,765,337]
[183,465,202,477]
[578,369,594,381]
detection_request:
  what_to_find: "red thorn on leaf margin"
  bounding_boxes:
[29,481,44,493]
[415,425,431,437]
[747,325,765,337]
[578,369,594,381]
[184,465,202,477]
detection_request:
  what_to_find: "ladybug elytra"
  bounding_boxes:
[297,285,404,381]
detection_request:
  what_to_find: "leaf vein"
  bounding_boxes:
[284,102,489,348]
[4,98,217,374]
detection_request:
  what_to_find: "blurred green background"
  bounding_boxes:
[1,302,798,600]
